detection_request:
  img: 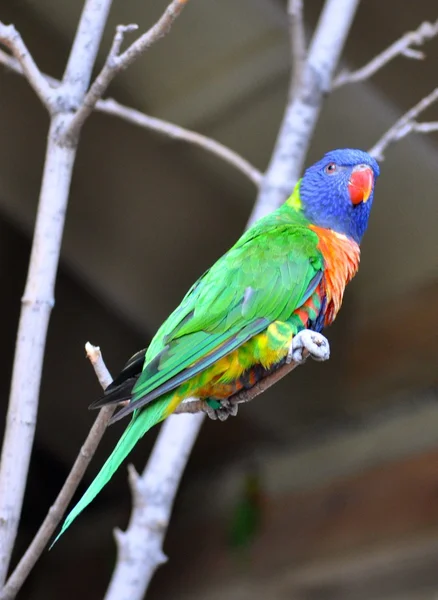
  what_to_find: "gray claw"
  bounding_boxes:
[287,329,330,364]
[204,403,219,420]
[205,398,238,421]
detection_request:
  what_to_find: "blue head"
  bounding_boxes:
[297,149,380,243]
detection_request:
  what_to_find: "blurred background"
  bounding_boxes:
[1,0,438,598]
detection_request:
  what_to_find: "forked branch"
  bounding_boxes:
[0,345,114,600]
[0,50,261,186]
[333,19,438,89]
[0,0,191,594]
[369,87,438,160]
[0,23,55,110]
[66,0,190,140]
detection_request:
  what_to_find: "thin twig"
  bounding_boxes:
[288,0,306,97]
[117,0,189,64]
[174,352,308,415]
[333,19,438,89]
[97,99,262,186]
[85,342,114,389]
[0,345,114,600]
[0,49,262,186]
[410,121,438,133]
[0,22,55,110]
[66,0,190,141]
[0,48,60,87]
[369,87,438,160]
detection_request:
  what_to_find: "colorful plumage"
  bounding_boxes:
[54,148,379,544]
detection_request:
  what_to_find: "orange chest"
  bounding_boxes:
[310,225,361,325]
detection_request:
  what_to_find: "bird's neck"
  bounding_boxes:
[310,225,361,324]
[284,179,303,212]
[279,184,361,323]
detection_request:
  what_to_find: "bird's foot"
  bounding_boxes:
[286,329,330,365]
[204,398,238,421]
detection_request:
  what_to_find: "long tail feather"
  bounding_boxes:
[51,396,170,547]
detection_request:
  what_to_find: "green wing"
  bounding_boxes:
[113,210,324,421]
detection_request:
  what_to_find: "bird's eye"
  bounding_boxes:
[324,162,337,174]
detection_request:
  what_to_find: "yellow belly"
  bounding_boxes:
[163,321,294,416]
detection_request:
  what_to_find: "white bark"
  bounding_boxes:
[0,0,113,584]
[250,0,361,225]
[333,19,438,89]
[105,413,204,600]
[0,23,55,110]
[0,0,191,592]
[0,46,262,186]
[62,0,112,102]
[0,116,76,583]
[66,0,191,139]
[369,86,438,160]
[0,345,114,600]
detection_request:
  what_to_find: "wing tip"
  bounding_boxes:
[108,399,141,423]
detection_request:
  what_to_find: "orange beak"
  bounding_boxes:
[348,165,374,205]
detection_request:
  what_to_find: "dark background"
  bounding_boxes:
[1,1,438,598]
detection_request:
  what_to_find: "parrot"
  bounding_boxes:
[54,148,379,543]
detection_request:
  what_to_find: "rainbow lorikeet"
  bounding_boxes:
[55,148,379,542]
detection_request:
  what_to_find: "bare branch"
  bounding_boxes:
[96,99,262,186]
[0,48,60,87]
[85,342,113,389]
[117,0,189,65]
[0,0,113,586]
[104,413,203,600]
[369,87,438,161]
[333,19,438,89]
[61,0,112,102]
[0,23,55,110]
[66,0,190,141]
[288,0,306,97]
[0,345,114,600]
[0,122,76,586]
[250,0,361,225]
[410,121,438,133]
[0,50,261,187]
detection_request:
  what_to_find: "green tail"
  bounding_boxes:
[51,397,170,547]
